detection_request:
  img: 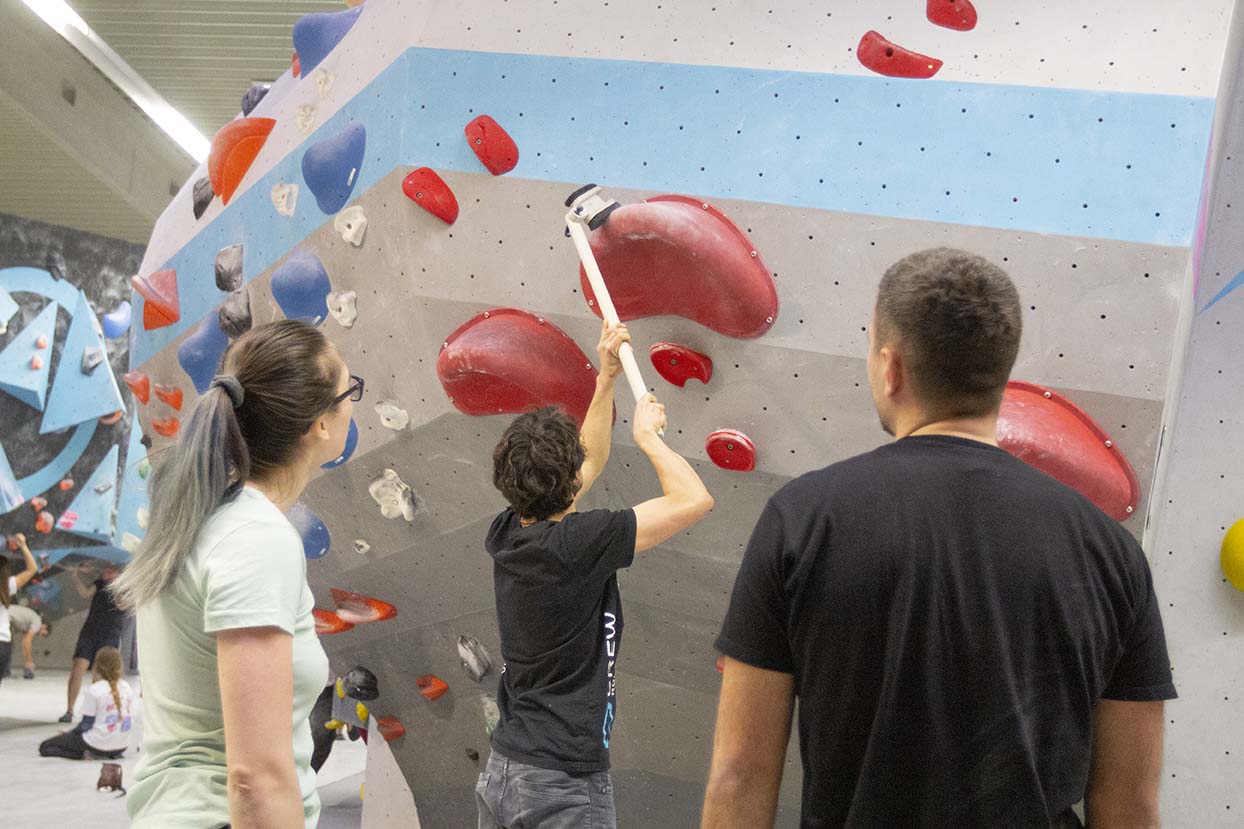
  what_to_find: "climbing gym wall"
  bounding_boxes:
[0,212,147,625]
[124,0,1238,824]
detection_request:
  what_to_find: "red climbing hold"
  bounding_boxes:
[375,715,406,742]
[99,410,124,425]
[313,607,355,635]
[401,168,459,224]
[856,30,944,79]
[131,269,180,330]
[208,117,276,204]
[292,51,301,77]
[30,496,48,512]
[416,674,449,701]
[705,429,756,472]
[35,510,54,534]
[579,196,778,338]
[437,308,598,425]
[58,478,73,491]
[998,382,1140,522]
[124,371,150,404]
[35,336,48,350]
[927,0,978,31]
[464,115,519,176]
[331,588,398,624]
[151,417,180,439]
[154,384,183,411]
[649,343,713,387]
[30,355,43,371]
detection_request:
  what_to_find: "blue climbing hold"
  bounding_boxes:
[102,300,131,339]
[177,308,231,394]
[271,252,332,326]
[288,502,331,559]
[302,121,366,215]
[0,442,25,514]
[322,417,358,469]
[0,301,58,410]
[112,412,149,550]
[56,443,120,542]
[291,6,363,75]
[41,291,125,434]
[0,288,17,332]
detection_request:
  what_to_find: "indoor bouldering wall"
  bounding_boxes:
[125,1,1239,824]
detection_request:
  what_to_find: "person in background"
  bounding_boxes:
[702,248,1175,828]
[39,645,134,760]
[111,320,357,829]
[59,562,127,723]
[0,534,40,685]
[8,602,51,679]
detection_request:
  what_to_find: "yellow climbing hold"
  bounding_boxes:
[356,701,370,722]
[1222,518,1244,591]
[324,719,343,730]
[336,677,346,698]
[359,783,365,800]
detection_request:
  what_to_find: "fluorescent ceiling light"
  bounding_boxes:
[20,0,210,162]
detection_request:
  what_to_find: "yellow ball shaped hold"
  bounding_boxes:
[1222,518,1244,591]
[356,701,370,722]
[336,678,345,698]
[324,718,343,731]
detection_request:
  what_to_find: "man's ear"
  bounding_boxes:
[882,345,904,399]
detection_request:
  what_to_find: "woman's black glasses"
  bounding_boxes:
[333,375,365,405]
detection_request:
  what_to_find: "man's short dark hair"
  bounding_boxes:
[876,247,1022,417]
[492,406,586,521]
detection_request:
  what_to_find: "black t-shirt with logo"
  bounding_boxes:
[486,507,636,773]
[717,435,1176,828]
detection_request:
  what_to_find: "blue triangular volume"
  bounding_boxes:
[56,443,120,542]
[41,291,125,434]
[292,6,363,74]
[112,414,150,551]
[0,442,25,514]
[0,288,17,332]
[0,301,57,410]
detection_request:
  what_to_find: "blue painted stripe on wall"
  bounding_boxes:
[133,48,1214,365]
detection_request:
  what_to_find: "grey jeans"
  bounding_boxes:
[476,750,616,829]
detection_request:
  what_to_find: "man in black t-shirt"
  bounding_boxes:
[479,321,715,829]
[702,248,1176,828]
[58,563,127,723]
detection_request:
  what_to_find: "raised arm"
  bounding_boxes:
[1085,699,1165,828]
[630,395,714,552]
[576,320,630,502]
[11,533,39,591]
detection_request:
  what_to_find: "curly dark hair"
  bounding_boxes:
[492,406,586,521]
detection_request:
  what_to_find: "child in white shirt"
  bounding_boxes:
[39,646,134,760]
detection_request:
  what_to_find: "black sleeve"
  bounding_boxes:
[1101,556,1177,701]
[715,498,795,674]
[561,509,637,581]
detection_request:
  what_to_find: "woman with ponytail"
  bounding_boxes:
[38,645,134,760]
[113,320,361,829]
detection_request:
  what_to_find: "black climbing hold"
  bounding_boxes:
[45,250,68,282]
[192,176,214,220]
[241,83,271,116]
[215,243,244,292]
[81,346,105,375]
[466,748,480,765]
[218,288,252,339]
[341,666,380,701]
[140,434,152,450]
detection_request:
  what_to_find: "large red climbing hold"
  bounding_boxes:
[437,308,598,425]
[131,269,180,330]
[313,607,355,635]
[375,715,406,742]
[997,381,1141,522]
[36,510,54,534]
[856,31,944,79]
[927,0,978,31]
[464,115,519,176]
[331,588,398,624]
[579,196,778,338]
[416,674,449,701]
[151,417,180,439]
[208,118,276,204]
[401,168,459,225]
[124,371,150,404]
[705,429,756,472]
[154,384,183,411]
[650,343,713,388]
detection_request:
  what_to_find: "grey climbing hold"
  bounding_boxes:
[353,538,370,555]
[193,176,214,220]
[93,481,113,495]
[218,288,252,338]
[368,468,417,521]
[46,250,68,282]
[341,666,379,701]
[271,182,299,217]
[327,290,358,327]
[81,346,105,375]
[457,635,494,683]
[295,104,317,135]
[375,400,409,431]
[333,205,367,246]
[215,244,244,292]
[240,82,270,116]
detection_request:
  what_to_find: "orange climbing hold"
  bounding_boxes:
[35,335,48,349]
[154,384,183,411]
[131,269,180,330]
[99,410,124,425]
[30,496,48,512]
[416,674,449,701]
[151,417,180,439]
[30,355,43,371]
[124,371,150,404]
[375,715,405,742]
[208,118,276,204]
[36,510,54,534]
[331,588,398,624]
[313,608,355,635]
[292,51,302,77]
[58,478,74,491]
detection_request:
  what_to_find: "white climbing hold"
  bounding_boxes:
[368,468,417,521]
[333,205,367,246]
[457,635,494,683]
[353,538,370,555]
[121,532,141,552]
[137,506,150,530]
[312,68,335,99]
[375,400,409,431]
[327,289,358,327]
[271,182,299,217]
[295,103,317,134]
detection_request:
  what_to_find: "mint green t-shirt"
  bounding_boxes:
[128,486,329,828]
